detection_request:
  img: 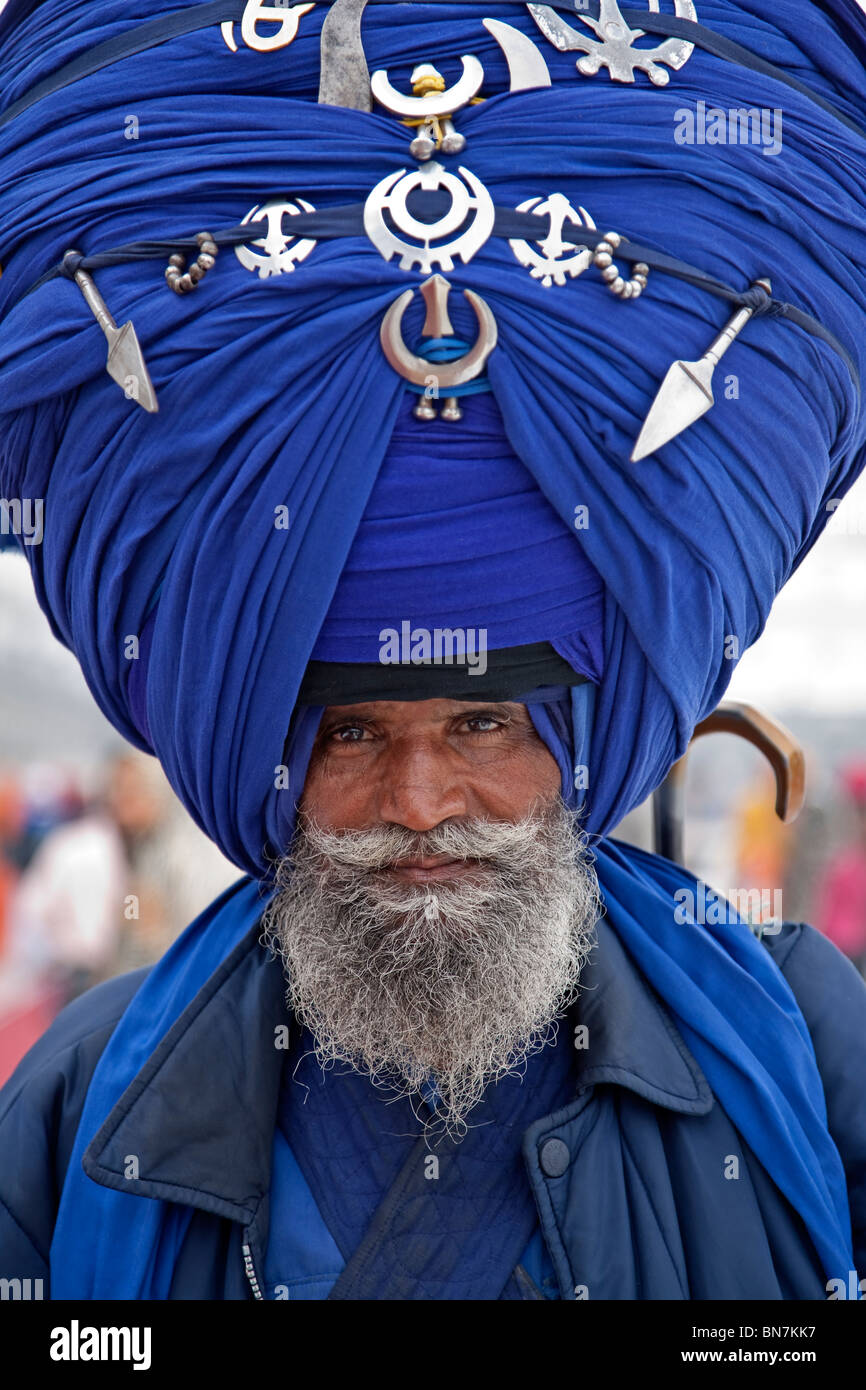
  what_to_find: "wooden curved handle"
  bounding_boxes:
[652,700,806,863]
[690,701,806,823]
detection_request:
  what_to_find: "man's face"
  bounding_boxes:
[300,699,564,860]
[262,698,600,1137]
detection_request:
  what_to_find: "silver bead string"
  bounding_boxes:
[592,231,649,300]
[165,232,219,294]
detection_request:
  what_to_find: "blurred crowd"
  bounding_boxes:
[733,757,866,977]
[0,752,237,1083]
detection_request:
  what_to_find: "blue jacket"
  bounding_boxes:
[1,915,865,1299]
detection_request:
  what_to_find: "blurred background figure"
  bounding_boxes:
[5,760,126,1001]
[0,751,237,1083]
[0,772,24,962]
[734,765,791,897]
[0,543,240,1081]
[5,751,238,998]
[815,760,866,978]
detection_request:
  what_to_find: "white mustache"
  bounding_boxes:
[291,808,571,875]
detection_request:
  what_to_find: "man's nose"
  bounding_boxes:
[375,742,470,832]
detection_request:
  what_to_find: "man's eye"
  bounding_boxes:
[464,716,502,733]
[330,725,369,743]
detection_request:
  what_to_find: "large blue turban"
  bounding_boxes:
[2,0,866,1293]
[1,0,865,872]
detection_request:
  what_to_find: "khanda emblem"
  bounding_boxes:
[364,161,495,274]
[528,0,697,86]
[509,195,597,287]
[221,0,315,53]
[381,274,498,418]
[234,200,318,277]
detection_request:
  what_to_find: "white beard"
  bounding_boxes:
[260,799,601,1139]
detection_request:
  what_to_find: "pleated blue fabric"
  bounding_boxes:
[1,0,865,870]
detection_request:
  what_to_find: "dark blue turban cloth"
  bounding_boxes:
[1,0,865,872]
[1,0,866,1294]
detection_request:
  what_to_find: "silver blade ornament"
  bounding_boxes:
[371,58,484,159]
[481,18,552,92]
[631,277,772,461]
[528,0,696,86]
[66,254,158,413]
[318,0,371,110]
[380,274,498,422]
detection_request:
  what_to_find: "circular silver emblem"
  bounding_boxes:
[510,194,596,287]
[363,161,494,273]
[234,200,317,279]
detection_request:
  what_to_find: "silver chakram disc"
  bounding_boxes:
[363,160,495,273]
[510,194,596,287]
[234,200,318,279]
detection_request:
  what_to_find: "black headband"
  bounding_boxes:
[296,640,588,705]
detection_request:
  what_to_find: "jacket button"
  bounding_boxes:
[539,1137,570,1178]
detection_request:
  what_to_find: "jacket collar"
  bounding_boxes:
[83,910,713,1216]
[572,914,714,1113]
[83,922,290,1225]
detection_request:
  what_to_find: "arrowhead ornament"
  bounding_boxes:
[631,278,771,461]
[68,258,158,413]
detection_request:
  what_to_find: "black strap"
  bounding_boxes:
[1,1,864,139]
[17,207,780,302]
[297,641,588,705]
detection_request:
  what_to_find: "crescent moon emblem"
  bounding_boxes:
[371,55,485,117]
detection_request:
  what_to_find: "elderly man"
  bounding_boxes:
[1,0,866,1302]
[2,654,866,1300]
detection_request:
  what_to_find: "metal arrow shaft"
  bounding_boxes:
[73,266,117,335]
[703,281,770,365]
[631,276,771,461]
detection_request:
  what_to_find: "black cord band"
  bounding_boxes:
[7,201,856,390]
[297,641,588,705]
